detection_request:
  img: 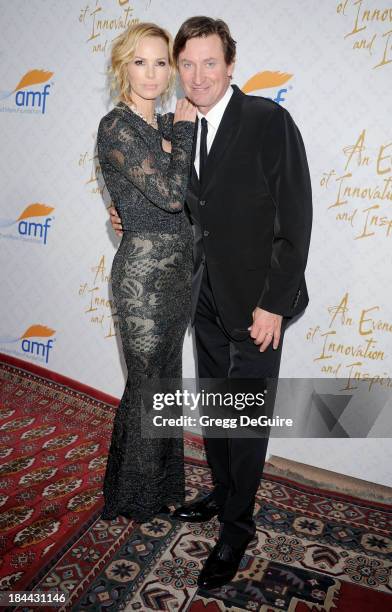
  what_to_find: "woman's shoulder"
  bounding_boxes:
[99,103,127,126]
[97,104,136,144]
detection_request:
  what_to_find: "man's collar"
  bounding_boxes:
[196,85,234,130]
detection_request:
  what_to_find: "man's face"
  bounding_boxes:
[178,34,234,114]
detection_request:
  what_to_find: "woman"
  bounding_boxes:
[97,22,196,521]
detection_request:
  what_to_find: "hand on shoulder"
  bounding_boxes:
[174,98,197,124]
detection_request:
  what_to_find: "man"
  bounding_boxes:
[109,16,312,590]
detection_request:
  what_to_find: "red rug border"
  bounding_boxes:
[0,352,118,406]
[25,508,105,594]
[261,471,392,511]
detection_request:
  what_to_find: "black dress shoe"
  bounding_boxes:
[171,492,220,522]
[197,536,253,590]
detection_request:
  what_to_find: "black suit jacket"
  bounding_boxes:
[186,84,313,341]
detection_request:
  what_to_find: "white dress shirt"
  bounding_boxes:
[194,85,233,177]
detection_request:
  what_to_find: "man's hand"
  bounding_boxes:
[248,307,283,352]
[109,206,123,237]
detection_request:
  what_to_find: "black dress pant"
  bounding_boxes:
[194,264,285,547]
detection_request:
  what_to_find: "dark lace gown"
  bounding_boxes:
[97,103,195,521]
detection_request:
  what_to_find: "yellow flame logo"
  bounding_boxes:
[20,325,56,340]
[12,70,54,93]
[242,71,293,94]
[17,203,55,221]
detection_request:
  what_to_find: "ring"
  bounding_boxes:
[266,332,273,336]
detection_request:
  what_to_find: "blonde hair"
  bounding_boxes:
[109,22,175,105]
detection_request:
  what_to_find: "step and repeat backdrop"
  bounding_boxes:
[1,1,391,482]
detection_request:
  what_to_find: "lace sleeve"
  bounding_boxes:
[158,112,174,141]
[98,114,194,213]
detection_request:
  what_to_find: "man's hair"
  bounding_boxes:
[173,16,236,65]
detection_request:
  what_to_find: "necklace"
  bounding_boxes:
[127,103,158,130]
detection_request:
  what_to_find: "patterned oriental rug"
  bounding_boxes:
[0,354,391,611]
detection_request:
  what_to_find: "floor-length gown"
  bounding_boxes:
[97,103,194,521]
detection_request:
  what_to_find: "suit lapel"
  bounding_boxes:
[202,85,244,191]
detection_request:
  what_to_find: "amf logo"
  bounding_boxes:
[0,203,54,245]
[0,325,56,364]
[242,70,293,105]
[0,69,54,114]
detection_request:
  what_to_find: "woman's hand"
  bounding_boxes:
[174,98,197,123]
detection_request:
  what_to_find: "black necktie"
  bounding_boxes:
[199,117,208,186]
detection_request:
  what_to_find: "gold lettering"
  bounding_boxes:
[353,33,376,54]
[354,204,379,239]
[79,282,88,296]
[337,0,349,15]
[105,316,119,338]
[374,28,392,68]
[345,0,367,37]
[79,6,89,23]
[377,142,392,174]
[321,362,342,376]
[343,361,362,391]
[359,306,380,336]
[91,313,104,326]
[85,287,99,313]
[327,293,350,328]
[314,330,336,361]
[92,40,108,54]
[87,3,102,42]
[79,152,88,167]
[320,169,336,188]
[336,208,357,227]
[325,337,384,360]
[329,173,351,208]
[92,255,107,283]
[343,129,367,171]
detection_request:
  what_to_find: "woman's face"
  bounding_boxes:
[127,35,171,103]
